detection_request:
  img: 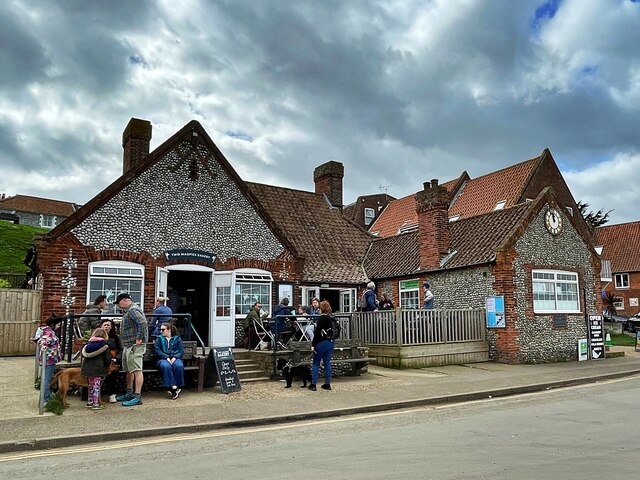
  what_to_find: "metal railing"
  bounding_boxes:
[58,312,204,362]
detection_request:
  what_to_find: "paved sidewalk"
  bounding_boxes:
[1,347,639,453]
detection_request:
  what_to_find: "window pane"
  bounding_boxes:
[235,283,270,315]
[400,290,419,309]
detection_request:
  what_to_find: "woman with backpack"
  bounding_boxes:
[308,300,335,392]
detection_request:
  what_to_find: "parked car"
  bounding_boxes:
[625,313,640,333]
[603,309,628,323]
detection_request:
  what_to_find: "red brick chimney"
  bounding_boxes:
[122,118,152,174]
[415,179,450,270]
[314,161,344,209]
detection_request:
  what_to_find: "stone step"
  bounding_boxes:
[238,369,268,380]
[240,376,271,383]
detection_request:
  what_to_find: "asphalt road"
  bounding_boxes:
[2,376,640,479]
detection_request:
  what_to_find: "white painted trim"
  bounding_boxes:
[166,264,215,272]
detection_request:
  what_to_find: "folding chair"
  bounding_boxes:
[251,318,287,351]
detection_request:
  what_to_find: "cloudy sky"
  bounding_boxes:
[1,0,639,225]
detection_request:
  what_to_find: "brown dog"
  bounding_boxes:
[50,363,119,406]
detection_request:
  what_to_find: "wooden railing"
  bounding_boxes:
[351,308,486,346]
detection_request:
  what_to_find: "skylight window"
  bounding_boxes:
[398,224,418,234]
[494,200,507,210]
[448,215,460,222]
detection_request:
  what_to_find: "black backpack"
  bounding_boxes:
[329,315,341,340]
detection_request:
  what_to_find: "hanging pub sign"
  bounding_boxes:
[588,314,606,360]
[165,249,216,265]
[485,296,505,328]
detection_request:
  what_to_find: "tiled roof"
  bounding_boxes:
[364,231,421,279]
[448,157,540,218]
[364,203,531,278]
[369,155,542,238]
[445,203,531,269]
[594,221,640,273]
[0,194,78,216]
[247,183,371,284]
[368,193,418,237]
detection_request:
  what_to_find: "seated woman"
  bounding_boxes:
[153,323,184,399]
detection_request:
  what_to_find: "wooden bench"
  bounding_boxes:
[125,340,205,392]
[288,340,372,376]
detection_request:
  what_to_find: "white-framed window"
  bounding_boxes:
[448,215,460,222]
[399,279,420,309]
[88,261,144,310]
[40,215,56,228]
[565,206,573,216]
[613,296,625,310]
[615,273,630,289]
[234,269,272,316]
[364,207,375,226]
[494,200,507,210]
[532,270,580,313]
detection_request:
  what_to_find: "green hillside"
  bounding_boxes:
[0,222,47,272]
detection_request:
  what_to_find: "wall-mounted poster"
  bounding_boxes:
[486,296,505,328]
[278,284,293,304]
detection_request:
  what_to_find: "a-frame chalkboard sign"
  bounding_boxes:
[212,347,242,393]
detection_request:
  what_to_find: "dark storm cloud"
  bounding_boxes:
[0,3,50,90]
[1,0,639,225]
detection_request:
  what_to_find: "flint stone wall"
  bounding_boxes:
[72,139,284,261]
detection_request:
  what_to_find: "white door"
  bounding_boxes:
[340,288,356,312]
[302,287,320,306]
[212,272,234,347]
[156,267,169,299]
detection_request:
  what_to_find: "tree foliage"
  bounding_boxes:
[602,290,617,316]
[577,201,613,231]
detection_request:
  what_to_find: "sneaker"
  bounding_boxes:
[116,393,134,402]
[91,404,105,411]
[86,402,93,408]
[307,384,317,391]
[108,394,117,403]
[171,388,181,400]
[321,384,332,390]
[122,396,142,407]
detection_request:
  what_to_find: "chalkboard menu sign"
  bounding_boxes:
[212,347,241,393]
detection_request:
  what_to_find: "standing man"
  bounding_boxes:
[423,282,434,310]
[114,293,148,406]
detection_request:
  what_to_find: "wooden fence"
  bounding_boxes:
[352,308,486,345]
[0,289,42,355]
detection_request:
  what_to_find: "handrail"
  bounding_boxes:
[57,312,203,362]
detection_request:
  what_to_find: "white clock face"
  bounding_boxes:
[545,208,563,235]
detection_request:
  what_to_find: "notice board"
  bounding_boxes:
[588,315,605,360]
[212,347,241,393]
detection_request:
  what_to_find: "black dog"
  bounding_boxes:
[277,358,312,388]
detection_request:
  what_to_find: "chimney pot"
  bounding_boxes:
[423,182,431,190]
[431,179,439,187]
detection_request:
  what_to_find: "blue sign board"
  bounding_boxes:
[486,296,505,328]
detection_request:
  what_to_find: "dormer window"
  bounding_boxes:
[494,200,507,210]
[364,207,375,226]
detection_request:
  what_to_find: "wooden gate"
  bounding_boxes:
[0,289,42,355]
